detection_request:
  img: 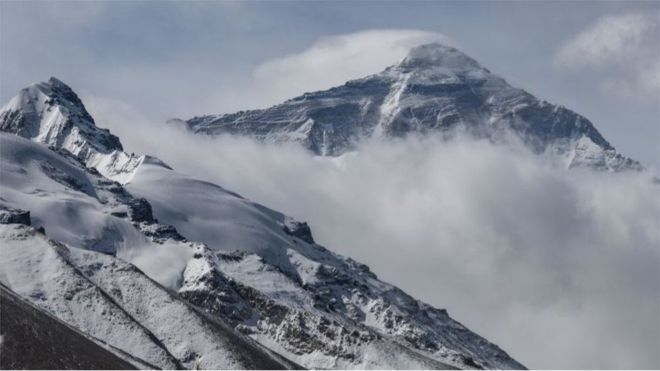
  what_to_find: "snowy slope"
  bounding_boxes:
[0,133,191,286]
[0,78,525,369]
[0,283,136,370]
[0,223,297,370]
[181,43,640,172]
[0,135,297,369]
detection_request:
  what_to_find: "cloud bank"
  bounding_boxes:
[88,96,660,369]
[556,12,660,100]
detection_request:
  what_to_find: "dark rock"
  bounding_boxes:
[141,224,185,242]
[462,356,481,369]
[128,198,153,223]
[0,207,31,226]
[283,219,315,244]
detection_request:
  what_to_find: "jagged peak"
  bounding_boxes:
[34,76,74,94]
[1,77,123,152]
[0,78,166,183]
[397,42,485,72]
[42,77,87,108]
[47,76,67,86]
[12,77,87,113]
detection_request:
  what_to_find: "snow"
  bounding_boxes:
[0,224,294,369]
[0,134,143,252]
[376,73,410,136]
[286,248,322,286]
[0,134,191,290]
[286,118,314,140]
[125,161,302,275]
[0,225,181,369]
[217,252,312,308]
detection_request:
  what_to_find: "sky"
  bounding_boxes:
[1,1,660,369]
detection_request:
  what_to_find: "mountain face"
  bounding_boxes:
[179,43,640,171]
[0,78,525,369]
[0,283,136,370]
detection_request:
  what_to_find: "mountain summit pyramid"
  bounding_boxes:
[179,43,640,171]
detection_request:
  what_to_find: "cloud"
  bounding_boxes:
[599,59,660,99]
[88,97,660,369]
[162,29,455,115]
[250,29,455,104]
[556,13,655,66]
[118,240,194,290]
[555,12,660,99]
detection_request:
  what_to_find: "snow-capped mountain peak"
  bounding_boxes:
[2,77,122,152]
[396,43,484,73]
[179,43,641,171]
[0,78,167,183]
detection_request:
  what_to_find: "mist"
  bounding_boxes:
[88,97,660,369]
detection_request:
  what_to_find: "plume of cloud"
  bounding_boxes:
[556,13,655,66]
[250,29,455,104]
[87,95,660,369]
[555,12,660,100]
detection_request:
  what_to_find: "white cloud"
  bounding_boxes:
[600,59,660,99]
[250,29,455,104]
[556,13,660,99]
[89,97,660,369]
[556,13,655,66]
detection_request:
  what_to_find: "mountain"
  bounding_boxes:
[0,283,136,370]
[0,78,525,369]
[178,43,641,172]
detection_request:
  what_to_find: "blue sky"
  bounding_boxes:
[1,1,658,171]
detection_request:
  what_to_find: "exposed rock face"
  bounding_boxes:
[181,43,641,172]
[0,206,31,226]
[283,217,315,244]
[140,223,186,242]
[128,197,154,223]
